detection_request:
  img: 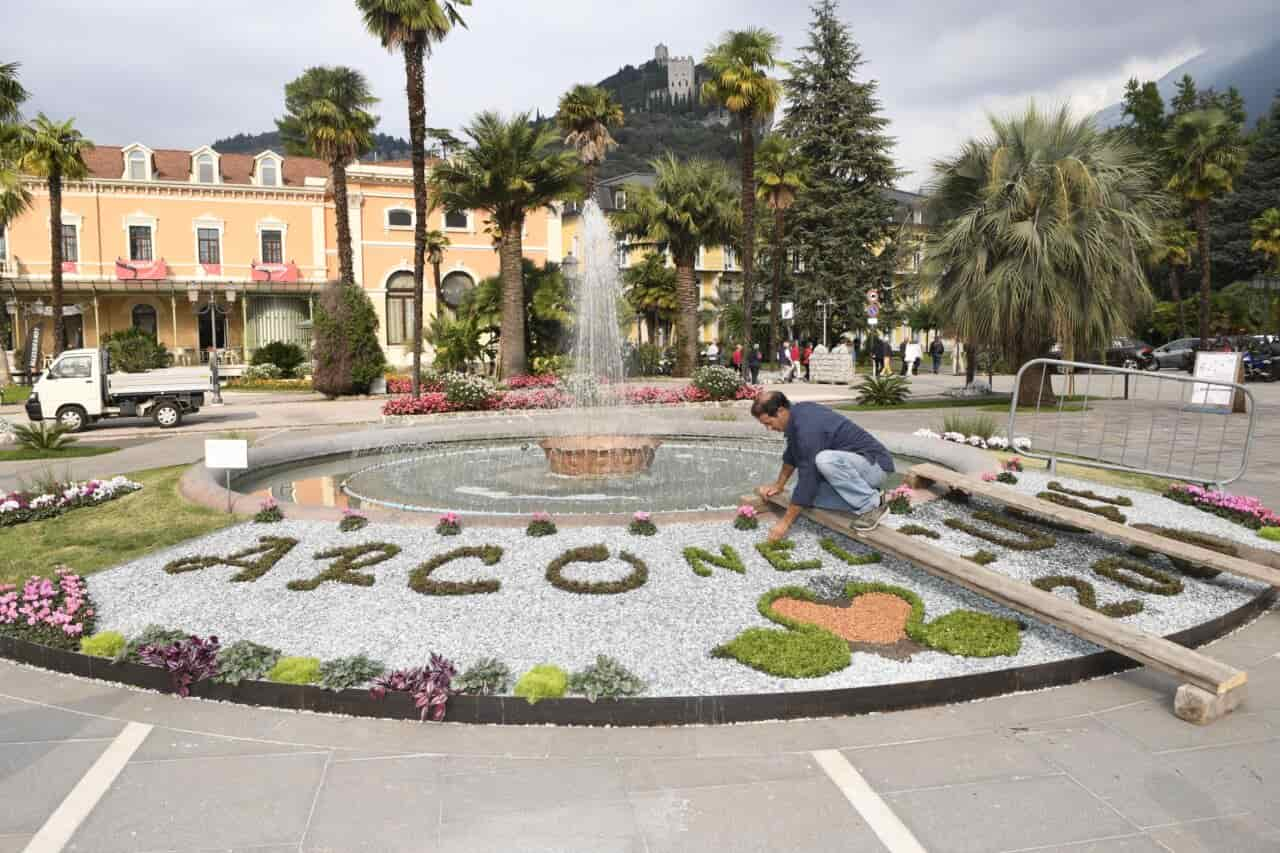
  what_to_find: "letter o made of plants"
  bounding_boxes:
[546,545,649,595]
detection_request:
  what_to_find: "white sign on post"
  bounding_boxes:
[205,439,249,514]
[1189,352,1242,409]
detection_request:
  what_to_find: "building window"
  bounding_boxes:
[128,150,147,181]
[387,208,413,229]
[131,304,158,336]
[61,224,78,262]
[724,246,737,270]
[614,190,627,210]
[0,225,6,261]
[197,228,220,265]
[617,240,629,269]
[385,272,415,345]
[129,225,153,262]
[260,160,278,186]
[196,154,215,183]
[260,229,283,264]
[444,210,469,230]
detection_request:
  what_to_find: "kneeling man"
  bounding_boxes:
[752,391,893,541]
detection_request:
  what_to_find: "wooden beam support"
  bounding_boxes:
[907,463,1280,589]
[761,492,1247,722]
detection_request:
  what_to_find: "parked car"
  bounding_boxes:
[1047,338,1154,371]
[1152,337,1200,371]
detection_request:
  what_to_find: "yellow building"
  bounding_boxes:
[1,143,561,373]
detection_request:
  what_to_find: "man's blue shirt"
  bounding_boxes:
[781,403,894,506]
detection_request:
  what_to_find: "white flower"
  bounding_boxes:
[986,436,1009,449]
[943,431,966,443]
[1013,437,1032,450]
[967,435,987,447]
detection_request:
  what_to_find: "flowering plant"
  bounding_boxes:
[734,504,759,531]
[912,429,1032,453]
[369,653,458,722]
[442,372,496,409]
[139,635,221,697]
[886,484,913,514]
[1165,484,1280,530]
[382,393,459,416]
[996,471,1018,484]
[628,510,657,536]
[0,568,96,650]
[492,389,576,411]
[254,496,284,524]
[436,512,462,536]
[527,511,557,537]
[505,374,560,389]
[0,477,142,528]
[339,509,368,533]
[1003,457,1024,473]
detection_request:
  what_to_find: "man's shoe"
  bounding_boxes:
[850,503,888,532]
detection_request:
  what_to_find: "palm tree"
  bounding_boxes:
[1250,208,1280,273]
[356,0,469,394]
[425,228,450,315]
[17,115,91,356]
[0,62,31,389]
[925,105,1163,404]
[624,251,678,344]
[277,67,377,289]
[613,154,740,376]
[754,134,805,359]
[429,111,580,378]
[1165,109,1247,342]
[1149,221,1195,336]
[701,29,782,366]
[556,84,624,201]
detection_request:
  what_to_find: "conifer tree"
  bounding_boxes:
[312,281,386,396]
[1213,92,1280,283]
[780,0,900,332]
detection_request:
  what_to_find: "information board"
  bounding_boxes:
[1189,352,1242,409]
[205,439,248,470]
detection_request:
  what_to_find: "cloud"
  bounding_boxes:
[6,0,1273,188]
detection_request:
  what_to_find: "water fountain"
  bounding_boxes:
[538,200,663,477]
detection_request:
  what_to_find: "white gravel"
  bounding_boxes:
[87,470,1272,697]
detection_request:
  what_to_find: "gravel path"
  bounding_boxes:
[87,469,1272,697]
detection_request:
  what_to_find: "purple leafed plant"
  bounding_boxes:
[139,635,221,697]
[369,653,458,721]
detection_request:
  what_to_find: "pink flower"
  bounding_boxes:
[633,511,651,523]
[737,505,757,519]
[532,511,552,523]
[441,512,459,525]
[981,472,997,482]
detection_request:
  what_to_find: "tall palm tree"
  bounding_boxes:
[0,62,31,389]
[356,0,469,394]
[1165,109,1247,342]
[425,227,449,316]
[277,66,378,290]
[925,105,1163,404]
[429,111,580,378]
[624,251,678,344]
[701,29,782,367]
[754,134,805,359]
[1149,221,1195,336]
[556,84,624,201]
[17,115,91,356]
[1250,207,1280,273]
[613,154,740,376]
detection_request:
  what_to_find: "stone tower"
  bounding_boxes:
[655,43,670,66]
[667,55,696,102]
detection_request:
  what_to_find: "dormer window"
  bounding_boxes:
[128,150,147,181]
[191,147,221,184]
[254,151,283,187]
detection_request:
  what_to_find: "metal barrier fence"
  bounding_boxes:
[1008,359,1257,488]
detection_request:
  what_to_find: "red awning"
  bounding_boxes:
[251,260,300,283]
[115,258,169,280]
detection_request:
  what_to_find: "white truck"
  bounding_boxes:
[25,348,217,432]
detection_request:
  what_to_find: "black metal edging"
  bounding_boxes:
[2,589,1273,726]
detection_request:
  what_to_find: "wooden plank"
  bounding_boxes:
[908,463,1280,589]
[761,493,1246,696]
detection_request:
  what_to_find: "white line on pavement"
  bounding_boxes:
[23,721,153,853]
[812,748,928,853]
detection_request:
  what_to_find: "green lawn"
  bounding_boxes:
[0,445,119,462]
[0,465,239,586]
[0,385,32,405]
[838,396,1011,413]
[989,450,1177,494]
[977,402,1089,413]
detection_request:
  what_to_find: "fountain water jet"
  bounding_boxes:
[539,200,664,476]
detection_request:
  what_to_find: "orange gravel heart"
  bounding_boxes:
[773,594,912,645]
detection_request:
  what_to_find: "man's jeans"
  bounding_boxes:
[811,450,887,514]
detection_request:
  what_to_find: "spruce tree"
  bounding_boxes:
[1213,91,1280,283]
[780,0,900,332]
[312,281,386,396]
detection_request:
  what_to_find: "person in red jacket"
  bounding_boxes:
[731,344,744,369]
[790,342,801,381]
[802,342,813,381]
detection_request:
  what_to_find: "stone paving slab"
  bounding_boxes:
[437,799,644,853]
[0,835,33,853]
[0,696,125,743]
[0,740,112,835]
[302,754,441,852]
[1146,814,1280,852]
[842,730,1060,792]
[619,751,820,793]
[1094,699,1277,753]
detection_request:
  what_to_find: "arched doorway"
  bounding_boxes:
[440,271,475,313]
[196,303,229,354]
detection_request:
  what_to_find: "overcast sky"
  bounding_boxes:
[8,1,1276,189]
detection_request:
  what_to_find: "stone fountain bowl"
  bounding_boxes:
[539,435,665,477]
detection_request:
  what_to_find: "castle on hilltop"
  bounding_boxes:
[652,43,697,104]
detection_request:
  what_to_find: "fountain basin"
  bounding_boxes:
[539,435,664,477]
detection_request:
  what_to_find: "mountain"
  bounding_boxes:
[212,130,413,161]
[1095,39,1280,130]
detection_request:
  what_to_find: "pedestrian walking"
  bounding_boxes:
[930,337,944,374]
[748,344,762,384]
[790,341,801,382]
[802,342,813,382]
[731,344,743,371]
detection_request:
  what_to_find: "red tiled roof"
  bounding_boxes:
[81,146,330,187]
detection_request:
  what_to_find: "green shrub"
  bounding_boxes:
[899,524,941,539]
[250,341,306,378]
[312,281,386,396]
[455,657,512,695]
[966,550,998,565]
[691,365,745,400]
[854,374,910,406]
[1036,491,1127,523]
[514,664,568,704]
[713,626,851,678]
[918,611,1022,657]
[80,631,125,659]
[1032,575,1143,618]
[11,422,77,452]
[214,640,282,686]
[568,655,646,701]
[1092,557,1183,595]
[1259,526,1280,542]
[103,327,170,373]
[425,313,483,373]
[267,656,322,685]
[319,654,387,691]
[818,537,882,565]
[942,413,996,439]
[243,363,283,380]
[944,511,1056,551]
[1047,481,1133,507]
